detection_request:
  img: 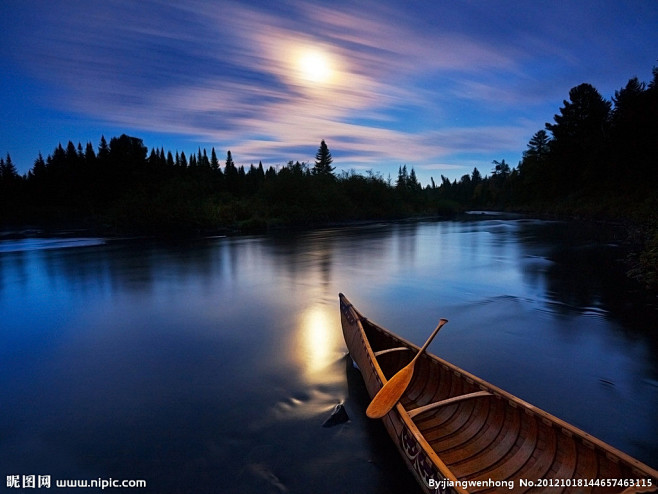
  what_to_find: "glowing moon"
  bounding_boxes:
[297,50,333,84]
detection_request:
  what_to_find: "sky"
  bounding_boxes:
[1,0,657,185]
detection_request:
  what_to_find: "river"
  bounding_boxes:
[1,215,657,493]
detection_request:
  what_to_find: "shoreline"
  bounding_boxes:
[2,211,656,294]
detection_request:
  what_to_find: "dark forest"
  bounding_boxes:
[1,67,657,286]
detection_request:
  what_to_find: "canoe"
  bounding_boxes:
[339,293,658,494]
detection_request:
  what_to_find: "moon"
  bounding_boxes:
[297,49,333,84]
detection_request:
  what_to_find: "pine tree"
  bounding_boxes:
[225,150,239,193]
[0,153,19,181]
[148,148,158,165]
[66,141,78,162]
[396,165,408,190]
[523,130,550,162]
[225,150,236,173]
[545,83,611,189]
[210,148,219,171]
[32,153,47,179]
[98,135,110,160]
[313,140,334,176]
[84,142,96,164]
[201,149,210,169]
[409,167,421,190]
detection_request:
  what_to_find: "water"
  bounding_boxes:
[1,216,657,492]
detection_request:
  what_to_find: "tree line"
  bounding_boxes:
[0,136,454,234]
[434,67,658,218]
[1,65,656,243]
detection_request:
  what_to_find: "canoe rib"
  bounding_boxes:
[339,293,658,494]
[408,391,493,419]
[374,346,410,357]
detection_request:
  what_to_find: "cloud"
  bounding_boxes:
[9,0,652,182]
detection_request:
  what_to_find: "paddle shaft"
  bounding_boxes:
[366,318,448,419]
[412,318,448,364]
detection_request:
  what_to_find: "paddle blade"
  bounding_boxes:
[366,363,415,419]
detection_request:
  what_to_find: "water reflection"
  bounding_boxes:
[515,220,658,331]
[295,304,342,382]
[0,237,105,253]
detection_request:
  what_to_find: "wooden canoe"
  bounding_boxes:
[339,293,658,494]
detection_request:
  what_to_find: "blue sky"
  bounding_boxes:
[1,0,657,185]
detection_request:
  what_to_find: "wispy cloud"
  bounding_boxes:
[4,0,655,181]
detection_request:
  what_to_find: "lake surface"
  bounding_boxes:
[2,216,657,492]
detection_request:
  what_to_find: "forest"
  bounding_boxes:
[1,67,657,286]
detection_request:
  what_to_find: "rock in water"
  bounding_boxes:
[322,403,349,427]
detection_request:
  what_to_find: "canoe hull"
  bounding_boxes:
[339,293,658,494]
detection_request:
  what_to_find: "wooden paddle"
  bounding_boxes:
[366,318,448,419]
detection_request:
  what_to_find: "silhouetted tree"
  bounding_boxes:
[313,140,334,176]
[0,154,22,221]
[210,148,219,172]
[396,165,409,190]
[31,153,47,180]
[98,135,109,160]
[546,83,611,190]
[245,162,265,194]
[148,148,159,166]
[409,168,421,191]
[200,149,210,169]
[0,154,19,181]
[610,75,658,185]
[523,130,550,162]
[225,150,239,193]
[492,159,511,178]
[84,142,96,164]
[518,130,552,202]
[109,134,147,167]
